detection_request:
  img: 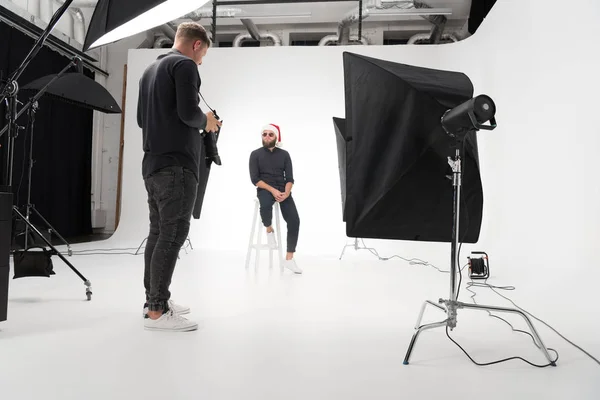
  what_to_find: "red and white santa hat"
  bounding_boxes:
[262,123,282,147]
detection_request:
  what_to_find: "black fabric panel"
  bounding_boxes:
[338,52,483,244]
[0,21,94,239]
[468,0,497,34]
[84,0,165,50]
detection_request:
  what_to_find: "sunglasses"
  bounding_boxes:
[262,132,275,137]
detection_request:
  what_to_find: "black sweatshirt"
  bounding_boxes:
[137,50,207,179]
[249,147,295,192]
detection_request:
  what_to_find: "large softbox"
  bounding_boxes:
[335,52,483,243]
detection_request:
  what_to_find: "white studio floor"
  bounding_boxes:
[0,241,599,400]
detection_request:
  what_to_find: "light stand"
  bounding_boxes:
[403,95,556,366]
[21,83,72,257]
[0,0,92,300]
[339,238,378,260]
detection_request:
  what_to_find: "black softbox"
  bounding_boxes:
[84,0,165,51]
[335,52,483,243]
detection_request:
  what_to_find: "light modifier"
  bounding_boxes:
[84,0,206,51]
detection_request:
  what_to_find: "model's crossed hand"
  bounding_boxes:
[271,189,289,203]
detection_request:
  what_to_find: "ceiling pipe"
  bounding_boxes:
[240,18,261,41]
[413,0,448,44]
[54,0,86,43]
[318,35,368,46]
[233,32,282,47]
[407,32,457,44]
[337,1,376,45]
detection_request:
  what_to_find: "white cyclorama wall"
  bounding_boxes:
[112,45,481,260]
[109,0,600,283]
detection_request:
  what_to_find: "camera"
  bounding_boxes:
[202,109,222,167]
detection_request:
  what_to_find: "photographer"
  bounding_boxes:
[136,22,221,332]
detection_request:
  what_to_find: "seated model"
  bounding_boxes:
[249,124,302,274]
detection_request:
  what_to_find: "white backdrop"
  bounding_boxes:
[103,0,600,284]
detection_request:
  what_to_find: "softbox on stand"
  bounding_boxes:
[335,52,483,243]
[335,52,556,367]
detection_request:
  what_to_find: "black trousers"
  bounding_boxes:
[257,189,300,253]
[143,166,198,312]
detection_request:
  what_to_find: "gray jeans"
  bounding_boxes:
[143,166,198,312]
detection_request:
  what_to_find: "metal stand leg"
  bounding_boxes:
[135,237,147,255]
[27,205,72,256]
[403,142,555,367]
[12,206,92,300]
[414,300,447,329]
[338,238,379,260]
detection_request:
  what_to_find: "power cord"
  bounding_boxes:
[448,250,599,368]
[471,278,600,367]
[66,241,192,256]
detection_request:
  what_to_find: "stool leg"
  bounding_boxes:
[275,202,283,271]
[255,220,262,269]
[246,201,259,269]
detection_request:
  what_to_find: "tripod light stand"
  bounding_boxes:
[0,0,120,301]
[402,95,556,366]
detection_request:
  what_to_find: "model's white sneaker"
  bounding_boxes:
[167,299,190,315]
[267,231,278,249]
[284,259,302,274]
[143,300,190,318]
[144,309,198,332]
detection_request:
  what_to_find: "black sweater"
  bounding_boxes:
[137,50,207,179]
[249,147,295,192]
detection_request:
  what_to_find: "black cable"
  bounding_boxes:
[445,325,559,368]
[485,282,600,366]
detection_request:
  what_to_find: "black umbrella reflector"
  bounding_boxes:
[336,52,483,243]
[22,73,122,114]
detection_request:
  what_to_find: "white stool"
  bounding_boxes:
[245,198,283,270]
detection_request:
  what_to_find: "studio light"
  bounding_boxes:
[334,52,556,367]
[441,95,497,139]
[84,0,206,51]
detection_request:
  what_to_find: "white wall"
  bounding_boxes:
[93,33,146,231]
[105,0,600,280]
[107,43,479,260]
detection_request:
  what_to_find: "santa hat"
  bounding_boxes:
[262,123,282,147]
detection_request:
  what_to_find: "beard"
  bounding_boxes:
[263,138,277,148]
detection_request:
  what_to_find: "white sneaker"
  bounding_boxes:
[143,299,190,318]
[144,309,198,332]
[284,259,302,274]
[267,231,277,249]
[168,299,190,315]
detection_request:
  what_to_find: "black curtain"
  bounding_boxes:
[0,21,94,239]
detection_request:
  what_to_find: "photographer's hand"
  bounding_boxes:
[205,111,222,132]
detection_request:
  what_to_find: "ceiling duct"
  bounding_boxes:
[413,0,448,44]
[319,35,368,46]
[241,18,261,41]
[337,0,375,45]
[233,32,282,47]
[234,17,281,46]
[407,32,457,44]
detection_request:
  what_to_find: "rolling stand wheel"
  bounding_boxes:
[85,280,92,301]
